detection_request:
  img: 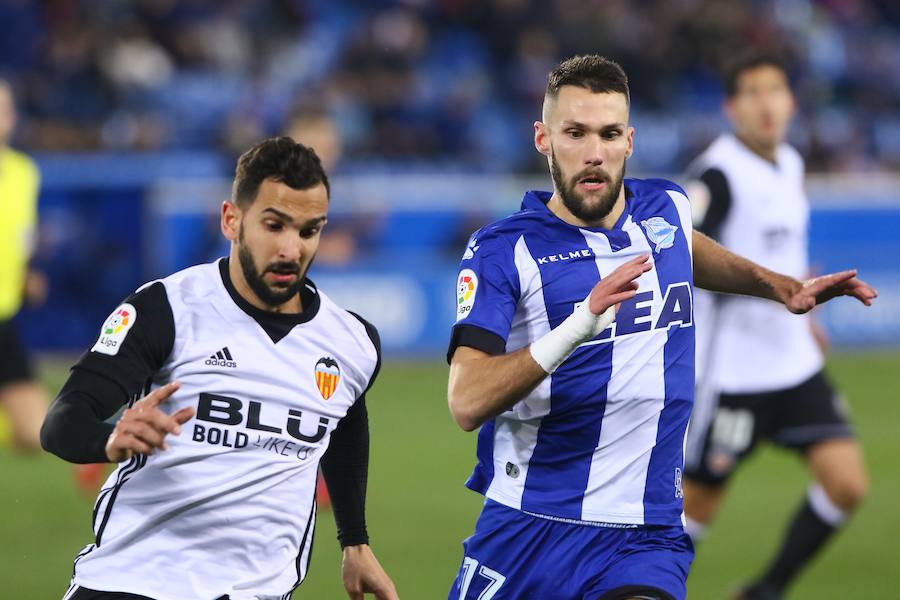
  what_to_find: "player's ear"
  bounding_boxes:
[625,126,635,159]
[221,200,241,242]
[534,121,550,157]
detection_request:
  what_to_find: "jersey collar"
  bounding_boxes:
[218,258,321,343]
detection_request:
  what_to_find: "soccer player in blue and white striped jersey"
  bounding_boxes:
[445,55,877,600]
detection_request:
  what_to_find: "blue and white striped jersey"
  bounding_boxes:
[452,179,695,526]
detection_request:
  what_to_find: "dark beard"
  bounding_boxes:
[550,151,625,224]
[238,227,306,307]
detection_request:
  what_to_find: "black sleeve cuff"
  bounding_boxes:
[336,529,370,548]
[447,324,506,364]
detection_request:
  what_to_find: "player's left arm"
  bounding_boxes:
[321,316,398,600]
[692,230,877,313]
[320,395,398,600]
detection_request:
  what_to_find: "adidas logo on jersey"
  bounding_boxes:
[205,346,237,368]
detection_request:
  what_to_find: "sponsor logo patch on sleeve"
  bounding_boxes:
[456,269,478,321]
[91,303,137,356]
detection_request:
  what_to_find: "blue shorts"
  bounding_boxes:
[448,500,694,600]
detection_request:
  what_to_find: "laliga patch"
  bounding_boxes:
[641,216,679,253]
[456,269,478,321]
[91,303,137,356]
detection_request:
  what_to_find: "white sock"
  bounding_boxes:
[808,483,847,527]
[684,515,708,542]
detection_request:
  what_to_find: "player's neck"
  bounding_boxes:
[227,254,303,314]
[547,189,625,230]
[735,132,778,164]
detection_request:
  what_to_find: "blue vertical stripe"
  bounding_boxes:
[465,419,496,494]
[519,225,613,519]
[639,189,696,523]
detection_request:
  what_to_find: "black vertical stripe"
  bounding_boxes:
[71,543,96,578]
[216,351,225,360]
[306,506,316,578]
[223,347,233,360]
[62,581,79,600]
[285,496,317,596]
[95,453,147,546]
[78,456,144,577]
[77,383,157,576]
[91,455,137,531]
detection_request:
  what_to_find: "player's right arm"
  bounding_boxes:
[447,230,649,431]
[692,231,877,313]
[40,282,192,463]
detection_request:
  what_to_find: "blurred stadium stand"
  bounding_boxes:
[19,168,900,355]
[4,0,900,172]
[3,0,900,355]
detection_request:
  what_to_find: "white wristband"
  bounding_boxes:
[529,297,615,374]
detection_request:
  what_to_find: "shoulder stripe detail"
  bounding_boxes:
[348,311,381,396]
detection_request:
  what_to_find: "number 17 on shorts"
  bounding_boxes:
[451,556,507,599]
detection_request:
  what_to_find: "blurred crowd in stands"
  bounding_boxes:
[2,0,900,173]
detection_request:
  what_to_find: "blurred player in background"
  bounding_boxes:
[682,54,869,600]
[446,55,876,600]
[0,78,49,453]
[41,137,398,600]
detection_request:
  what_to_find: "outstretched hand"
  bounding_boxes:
[785,270,878,314]
[105,382,195,462]
[588,254,653,316]
[342,544,399,600]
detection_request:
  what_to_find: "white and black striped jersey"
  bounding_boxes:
[65,259,380,600]
[687,133,823,394]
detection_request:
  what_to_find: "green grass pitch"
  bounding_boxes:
[1,353,897,598]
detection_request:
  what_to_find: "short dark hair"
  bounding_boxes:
[232,136,330,207]
[546,55,630,104]
[724,52,790,97]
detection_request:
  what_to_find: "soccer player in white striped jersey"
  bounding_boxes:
[682,53,870,600]
[445,55,877,600]
[40,138,398,600]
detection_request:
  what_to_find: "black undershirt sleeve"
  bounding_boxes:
[447,324,506,364]
[694,167,732,241]
[40,282,175,464]
[320,394,370,548]
[40,369,127,463]
[320,313,380,548]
